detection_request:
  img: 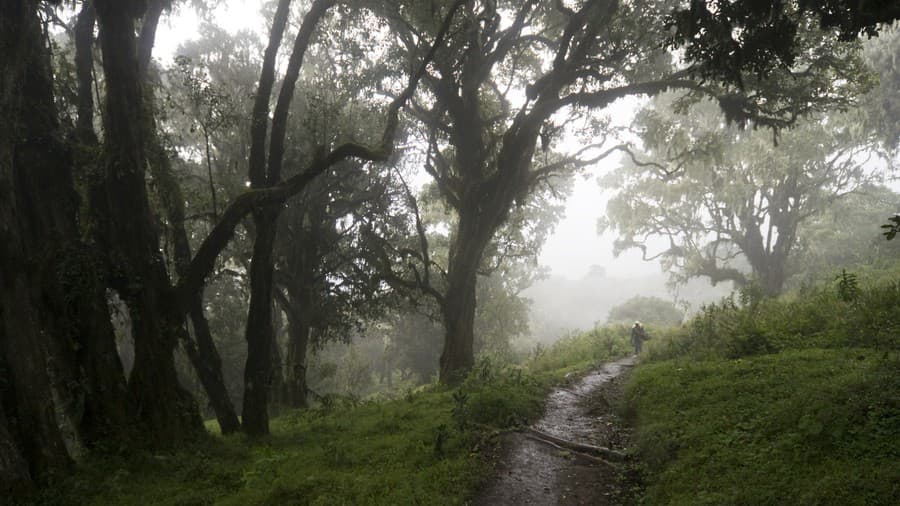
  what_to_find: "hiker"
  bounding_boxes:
[630,321,647,355]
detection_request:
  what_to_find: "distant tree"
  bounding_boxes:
[389,307,445,384]
[791,185,900,286]
[474,273,532,360]
[859,24,900,152]
[607,296,684,327]
[601,92,889,296]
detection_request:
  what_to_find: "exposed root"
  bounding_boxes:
[526,427,627,462]
[524,432,617,468]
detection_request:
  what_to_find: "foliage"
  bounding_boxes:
[473,269,535,361]
[606,295,684,326]
[25,349,570,506]
[601,92,889,296]
[527,325,633,376]
[883,214,900,240]
[666,1,898,96]
[642,269,900,363]
[859,23,900,152]
[626,349,900,505]
[789,185,900,288]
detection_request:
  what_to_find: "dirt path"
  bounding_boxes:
[472,356,638,506]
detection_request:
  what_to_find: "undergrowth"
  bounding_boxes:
[627,349,900,505]
[528,325,633,376]
[626,270,900,505]
[643,272,900,362]
[26,330,628,506]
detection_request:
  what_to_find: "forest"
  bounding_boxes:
[1,0,898,504]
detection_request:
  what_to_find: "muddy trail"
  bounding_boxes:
[473,356,639,505]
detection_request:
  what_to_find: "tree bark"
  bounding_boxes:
[134,2,241,434]
[1,2,74,479]
[1,0,132,490]
[439,205,488,384]
[242,208,279,435]
[279,284,313,409]
[94,0,201,440]
[241,0,334,435]
[238,0,292,435]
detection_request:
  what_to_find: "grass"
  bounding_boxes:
[528,324,633,377]
[626,348,900,505]
[30,387,501,505]
[26,330,631,506]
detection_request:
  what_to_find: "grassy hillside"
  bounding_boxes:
[626,272,900,505]
[628,349,899,505]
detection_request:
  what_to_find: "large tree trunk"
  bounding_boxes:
[437,125,539,383]
[756,255,787,296]
[242,208,279,435]
[0,2,74,474]
[70,0,136,445]
[1,0,131,491]
[439,211,491,383]
[280,285,312,409]
[94,0,200,440]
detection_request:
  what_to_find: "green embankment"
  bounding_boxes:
[629,350,899,505]
[626,274,900,505]
[28,328,631,505]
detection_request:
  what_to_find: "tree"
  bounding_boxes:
[792,185,900,285]
[859,24,900,152]
[1,0,463,485]
[601,92,889,295]
[273,162,409,408]
[262,12,420,408]
[2,0,132,491]
[607,296,683,327]
[384,0,872,382]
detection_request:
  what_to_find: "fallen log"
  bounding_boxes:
[526,427,627,462]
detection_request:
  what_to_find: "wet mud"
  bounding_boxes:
[472,356,638,506]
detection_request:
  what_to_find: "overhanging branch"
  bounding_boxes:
[175,0,465,310]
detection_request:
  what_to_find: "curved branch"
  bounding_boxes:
[267,0,335,184]
[175,0,465,310]
[248,0,292,187]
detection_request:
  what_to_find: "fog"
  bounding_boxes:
[524,267,733,343]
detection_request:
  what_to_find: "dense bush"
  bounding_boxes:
[643,271,900,362]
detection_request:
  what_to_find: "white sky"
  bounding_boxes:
[155,2,663,282]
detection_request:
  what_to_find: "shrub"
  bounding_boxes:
[644,271,900,362]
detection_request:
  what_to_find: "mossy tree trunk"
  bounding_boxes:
[1,0,132,493]
[93,0,201,439]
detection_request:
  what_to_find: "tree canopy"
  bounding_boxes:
[601,92,892,295]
